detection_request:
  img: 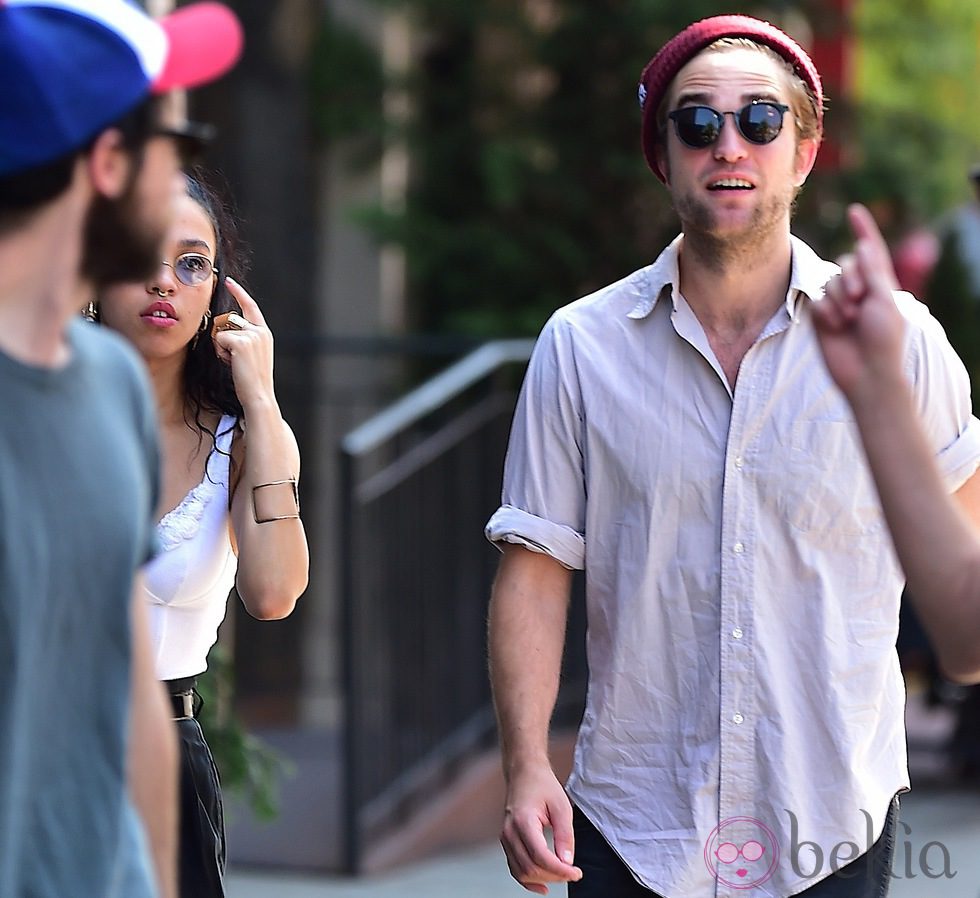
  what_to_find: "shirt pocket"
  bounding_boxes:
[782,419,883,542]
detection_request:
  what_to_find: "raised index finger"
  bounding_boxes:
[847,203,899,294]
[847,204,891,270]
[224,277,267,327]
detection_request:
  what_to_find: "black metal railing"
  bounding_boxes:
[339,340,586,872]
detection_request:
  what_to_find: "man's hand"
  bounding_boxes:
[500,762,583,894]
[812,203,907,406]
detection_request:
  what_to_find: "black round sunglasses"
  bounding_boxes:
[668,101,789,149]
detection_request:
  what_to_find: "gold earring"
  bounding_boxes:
[82,300,98,322]
[191,309,212,349]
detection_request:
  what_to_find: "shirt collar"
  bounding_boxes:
[627,233,837,322]
[627,235,683,320]
[787,234,839,321]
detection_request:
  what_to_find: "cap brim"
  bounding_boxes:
[157,120,216,165]
[152,2,243,94]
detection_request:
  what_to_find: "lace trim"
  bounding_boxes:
[157,479,220,551]
[155,414,236,552]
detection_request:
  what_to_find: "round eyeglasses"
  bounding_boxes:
[716,840,766,864]
[161,252,219,288]
[668,101,789,149]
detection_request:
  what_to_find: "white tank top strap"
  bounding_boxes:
[204,414,238,486]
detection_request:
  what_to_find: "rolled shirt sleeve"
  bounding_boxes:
[900,291,980,490]
[485,312,587,570]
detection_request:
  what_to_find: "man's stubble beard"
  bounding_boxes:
[672,179,798,273]
[80,164,165,289]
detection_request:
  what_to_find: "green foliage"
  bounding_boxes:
[310,9,385,162]
[313,0,980,338]
[197,646,294,822]
[318,0,738,338]
[850,0,980,220]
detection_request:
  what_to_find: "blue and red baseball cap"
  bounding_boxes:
[0,0,244,177]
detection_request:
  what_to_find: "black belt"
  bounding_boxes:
[170,691,195,720]
[165,677,199,720]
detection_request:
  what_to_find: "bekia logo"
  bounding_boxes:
[787,810,956,882]
[704,817,779,889]
[704,810,957,889]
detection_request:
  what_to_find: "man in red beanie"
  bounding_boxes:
[0,3,242,898]
[486,14,980,898]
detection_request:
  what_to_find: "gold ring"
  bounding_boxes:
[211,312,249,336]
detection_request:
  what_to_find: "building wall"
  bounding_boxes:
[177,0,412,867]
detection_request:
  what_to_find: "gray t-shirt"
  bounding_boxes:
[0,318,160,898]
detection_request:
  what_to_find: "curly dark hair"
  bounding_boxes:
[181,170,248,455]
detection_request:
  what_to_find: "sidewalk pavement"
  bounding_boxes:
[888,788,980,898]
[227,787,980,897]
[227,841,519,898]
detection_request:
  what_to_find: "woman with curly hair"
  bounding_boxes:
[93,171,309,898]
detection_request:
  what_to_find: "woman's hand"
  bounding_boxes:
[213,277,309,616]
[211,277,276,412]
[812,204,907,408]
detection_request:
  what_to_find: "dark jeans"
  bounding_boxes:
[177,717,226,898]
[569,798,899,898]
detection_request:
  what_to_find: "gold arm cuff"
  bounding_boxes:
[252,478,300,523]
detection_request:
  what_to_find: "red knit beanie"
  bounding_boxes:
[638,15,824,183]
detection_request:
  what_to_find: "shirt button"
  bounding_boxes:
[733,712,744,725]
[732,627,743,640]
[733,541,745,554]
[734,456,744,469]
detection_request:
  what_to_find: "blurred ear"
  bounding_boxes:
[655,142,671,184]
[792,137,819,188]
[84,129,133,200]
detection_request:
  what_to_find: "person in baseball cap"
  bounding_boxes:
[0,4,242,898]
[0,0,243,177]
[488,14,980,898]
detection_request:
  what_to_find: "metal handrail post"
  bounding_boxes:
[339,446,361,873]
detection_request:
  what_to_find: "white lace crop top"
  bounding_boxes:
[145,414,239,680]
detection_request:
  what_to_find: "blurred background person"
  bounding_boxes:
[90,171,309,898]
[921,164,980,784]
[926,165,980,386]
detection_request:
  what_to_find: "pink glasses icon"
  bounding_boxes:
[716,841,766,864]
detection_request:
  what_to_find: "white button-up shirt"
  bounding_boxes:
[486,235,980,898]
